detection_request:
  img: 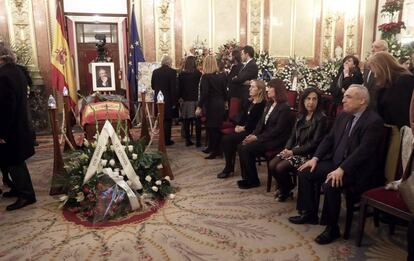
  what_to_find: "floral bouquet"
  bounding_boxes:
[380,0,403,18]
[378,21,406,40]
[60,123,174,223]
[216,39,241,70]
[189,38,210,66]
[255,51,277,82]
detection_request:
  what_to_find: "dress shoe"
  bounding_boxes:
[276,191,294,202]
[185,140,194,146]
[238,181,260,189]
[195,142,202,148]
[217,172,234,179]
[6,197,36,211]
[202,148,211,154]
[314,225,340,245]
[205,153,219,159]
[2,190,18,198]
[288,212,319,224]
[165,140,175,146]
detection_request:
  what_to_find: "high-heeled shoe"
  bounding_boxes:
[205,153,219,159]
[276,191,294,202]
[202,148,211,154]
[217,172,234,179]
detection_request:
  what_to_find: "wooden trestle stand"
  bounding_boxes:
[48,102,66,195]
[139,91,150,142]
[157,101,173,179]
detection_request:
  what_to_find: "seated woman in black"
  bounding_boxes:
[237,79,295,189]
[217,79,266,178]
[330,55,363,111]
[268,87,328,202]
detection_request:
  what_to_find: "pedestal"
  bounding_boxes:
[157,102,173,179]
[48,108,66,195]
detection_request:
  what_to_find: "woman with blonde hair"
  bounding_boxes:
[196,55,228,159]
[217,80,266,178]
[368,51,414,128]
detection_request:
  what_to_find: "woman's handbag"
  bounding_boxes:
[399,148,414,214]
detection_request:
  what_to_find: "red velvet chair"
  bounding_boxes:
[221,97,242,134]
[286,90,298,110]
[356,138,414,246]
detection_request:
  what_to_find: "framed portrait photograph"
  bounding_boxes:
[92,62,116,92]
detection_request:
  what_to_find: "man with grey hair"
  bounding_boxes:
[289,84,384,245]
[151,55,177,145]
[363,39,389,110]
[0,44,36,210]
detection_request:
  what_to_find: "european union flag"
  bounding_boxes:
[128,5,145,102]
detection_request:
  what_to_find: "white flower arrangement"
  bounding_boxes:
[255,51,277,82]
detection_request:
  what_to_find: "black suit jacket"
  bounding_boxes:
[253,102,295,150]
[0,63,35,166]
[314,110,384,193]
[363,66,378,110]
[230,59,258,101]
[151,65,177,119]
[97,77,112,87]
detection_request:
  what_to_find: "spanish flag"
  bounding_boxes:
[50,1,77,106]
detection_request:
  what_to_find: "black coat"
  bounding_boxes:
[285,111,328,157]
[314,110,384,194]
[0,63,35,166]
[330,67,363,105]
[151,65,177,119]
[363,67,378,110]
[377,73,414,129]
[227,63,243,98]
[237,100,266,134]
[230,59,258,101]
[178,70,202,101]
[253,102,295,150]
[198,73,227,128]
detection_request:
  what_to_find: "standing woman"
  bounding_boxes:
[227,49,243,99]
[178,56,202,146]
[330,55,363,111]
[217,80,266,178]
[368,51,414,128]
[196,55,228,159]
[268,87,328,201]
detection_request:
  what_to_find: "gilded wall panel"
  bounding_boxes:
[212,0,239,51]
[247,0,262,52]
[154,0,175,62]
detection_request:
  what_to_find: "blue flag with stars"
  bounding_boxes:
[128,5,145,102]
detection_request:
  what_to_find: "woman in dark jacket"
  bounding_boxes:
[268,87,328,201]
[178,56,202,146]
[369,51,414,129]
[227,49,243,99]
[330,55,363,108]
[237,79,295,189]
[196,55,228,159]
[217,79,266,178]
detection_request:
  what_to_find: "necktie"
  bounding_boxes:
[333,115,355,165]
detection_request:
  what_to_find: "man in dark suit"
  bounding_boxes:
[151,55,177,145]
[363,40,388,110]
[230,45,258,106]
[0,45,36,211]
[288,84,383,245]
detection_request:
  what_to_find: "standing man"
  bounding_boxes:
[152,55,177,145]
[230,45,258,106]
[0,44,36,211]
[288,85,383,245]
[363,39,388,110]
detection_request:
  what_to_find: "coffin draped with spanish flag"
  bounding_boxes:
[81,101,130,126]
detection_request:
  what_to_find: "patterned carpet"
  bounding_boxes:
[0,127,409,260]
